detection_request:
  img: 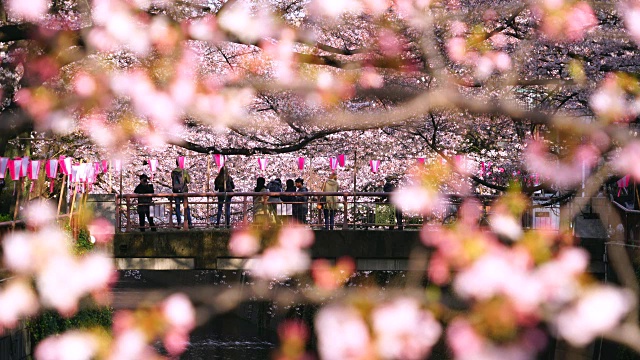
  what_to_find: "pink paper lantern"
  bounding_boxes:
[101,160,109,173]
[114,159,122,172]
[297,157,305,171]
[27,160,40,180]
[370,160,381,173]
[329,157,338,170]
[337,154,346,167]
[45,159,59,193]
[417,157,426,165]
[0,157,8,179]
[257,158,267,171]
[8,159,21,181]
[177,156,185,169]
[59,156,73,176]
[20,157,29,177]
[213,154,225,170]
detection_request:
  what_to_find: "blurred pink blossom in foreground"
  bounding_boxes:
[35,330,99,360]
[554,286,634,346]
[246,225,314,280]
[316,304,372,360]
[0,281,38,331]
[7,0,48,21]
[372,297,441,360]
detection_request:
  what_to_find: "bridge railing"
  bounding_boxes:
[610,198,640,245]
[117,191,468,232]
[117,192,559,233]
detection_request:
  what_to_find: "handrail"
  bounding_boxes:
[611,198,640,214]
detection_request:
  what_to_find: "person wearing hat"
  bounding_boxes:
[294,178,309,224]
[383,176,403,230]
[134,174,156,232]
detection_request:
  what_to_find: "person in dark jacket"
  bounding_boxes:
[134,174,156,231]
[267,178,283,215]
[294,178,309,224]
[280,179,296,222]
[383,176,403,230]
[214,166,235,228]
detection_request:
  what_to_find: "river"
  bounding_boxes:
[112,269,408,359]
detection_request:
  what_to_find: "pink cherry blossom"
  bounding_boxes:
[229,230,260,256]
[590,75,632,121]
[251,246,310,280]
[392,185,441,214]
[489,213,523,241]
[555,286,634,346]
[162,293,196,332]
[453,249,530,301]
[108,329,149,360]
[87,217,115,244]
[446,318,485,359]
[613,141,640,181]
[35,331,99,360]
[620,1,640,46]
[448,318,542,360]
[0,280,39,329]
[315,304,372,360]
[23,201,57,229]
[2,233,35,274]
[73,73,98,98]
[525,141,599,188]
[446,37,468,63]
[565,2,598,41]
[164,329,190,356]
[7,0,48,21]
[372,297,441,360]
[278,224,314,249]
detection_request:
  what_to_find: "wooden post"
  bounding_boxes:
[68,183,78,226]
[57,174,66,215]
[12,179,22,228]
[206,155,211,227]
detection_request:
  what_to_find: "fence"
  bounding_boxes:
[116,192,561,233]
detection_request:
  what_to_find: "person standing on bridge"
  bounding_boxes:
[134,174,156,232]
[171,159,193,229]
[321,172,339,230]
[294,178,309,224]
[214,166,235,228]
[383,176,403,230]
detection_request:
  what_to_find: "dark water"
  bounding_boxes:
[114,270,278,359]
[182,313,275,360]
[113,270,407,360]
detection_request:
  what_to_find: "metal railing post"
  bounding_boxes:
[342,194,348,230]
[125,196,131,233]
[115,195,121,233]
[183,195,189,230]
[242,195,248,226]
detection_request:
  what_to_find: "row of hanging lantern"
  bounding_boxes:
[0,153,543,194]
[0,156,125,194]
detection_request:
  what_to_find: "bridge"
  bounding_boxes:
[0,192,625,273]
[115,191,561,232]
[109,191,615,273]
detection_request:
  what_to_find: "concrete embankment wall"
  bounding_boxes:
[114,229,423,271]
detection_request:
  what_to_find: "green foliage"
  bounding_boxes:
[27,307,113,346]
[74,228,94,255]
[0,213,12,222]
[0,185,13,217]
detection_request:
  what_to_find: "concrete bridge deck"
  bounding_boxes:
[114,228,606,273]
